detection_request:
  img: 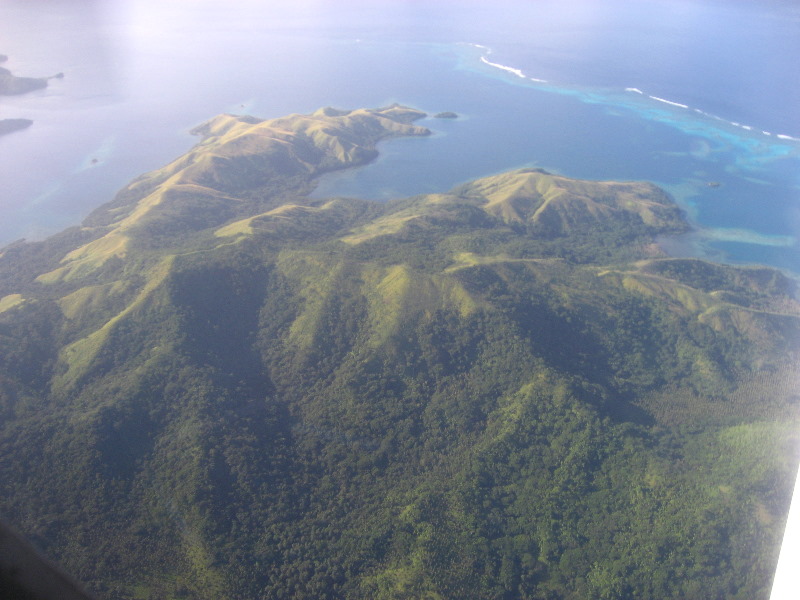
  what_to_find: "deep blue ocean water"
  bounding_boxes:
[1,0,798,271]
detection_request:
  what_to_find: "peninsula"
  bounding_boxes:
[0,63,47,95]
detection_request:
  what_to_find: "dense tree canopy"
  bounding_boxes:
[0,106,798,599]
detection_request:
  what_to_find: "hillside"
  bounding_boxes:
[0,105,799,600]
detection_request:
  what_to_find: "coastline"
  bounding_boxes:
[449,41,800,273]
[0,55,48,139]
[0,65,48,96]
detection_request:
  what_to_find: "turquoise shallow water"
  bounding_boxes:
[313,42,800,271]
[1,0,798,272]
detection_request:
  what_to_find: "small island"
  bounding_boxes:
[0,118,33,137]
[434,111,459,119]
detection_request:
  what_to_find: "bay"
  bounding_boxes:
[0,0,798,272]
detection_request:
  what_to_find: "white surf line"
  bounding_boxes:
[648,95,690,109]
[771,460,800,599]
[472,44,548,82]
[629,88,788,140]
[480,56,526,79]
[475,46,797,143]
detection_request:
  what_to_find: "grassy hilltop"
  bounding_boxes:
[0,105,799,600]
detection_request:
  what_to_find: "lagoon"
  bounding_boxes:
[0,0,798,271]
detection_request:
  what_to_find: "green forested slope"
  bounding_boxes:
[0,106,798,600]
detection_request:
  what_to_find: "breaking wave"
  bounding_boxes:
[628,87,792,140]
[480,56,525,79]
[473,44,548,83]
[469,44,797,143]
[649,95,689,109]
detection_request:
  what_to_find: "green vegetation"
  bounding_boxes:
[0,106,798,599]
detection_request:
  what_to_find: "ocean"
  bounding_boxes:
[1,0,798,271]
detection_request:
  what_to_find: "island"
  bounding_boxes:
[0,54,56,138]
[0,64,47,95]
[0,105,796,600]
[0,118,33,136]
[434,110,459,119]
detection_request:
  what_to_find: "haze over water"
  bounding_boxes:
[1,0,799,272]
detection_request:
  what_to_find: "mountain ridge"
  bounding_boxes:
[0,105,798,600]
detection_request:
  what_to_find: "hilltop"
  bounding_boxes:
[0,106,798,600]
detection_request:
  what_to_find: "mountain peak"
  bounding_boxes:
[0,106,797,600]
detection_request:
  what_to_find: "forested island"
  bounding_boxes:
[0,105,798,600]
